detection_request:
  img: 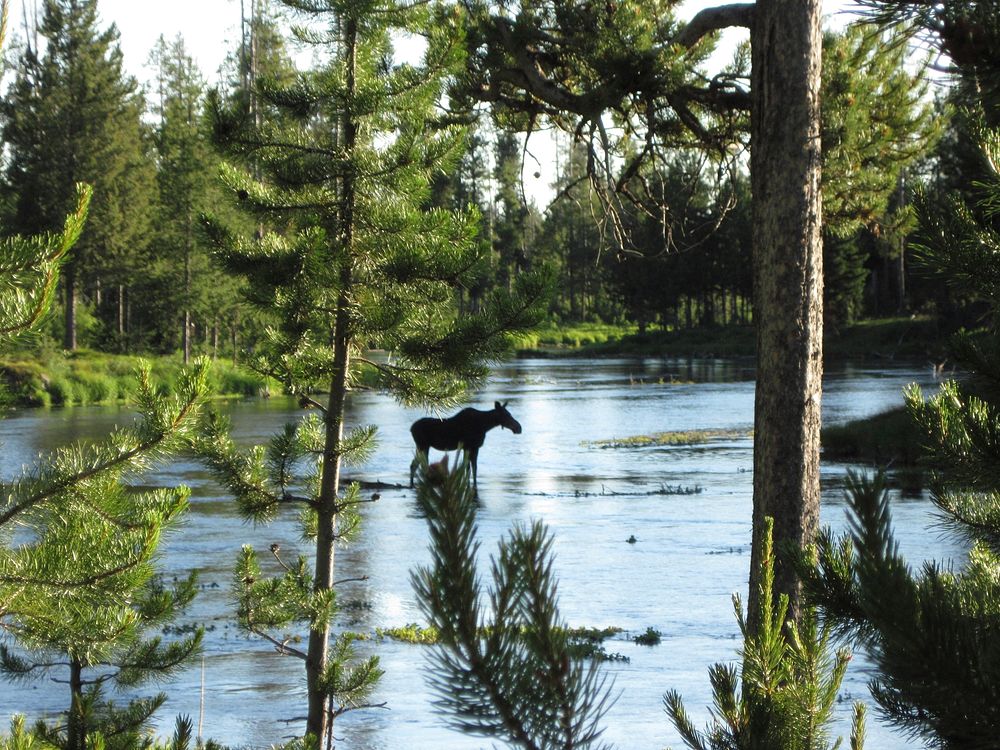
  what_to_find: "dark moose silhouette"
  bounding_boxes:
[410,401,523,488]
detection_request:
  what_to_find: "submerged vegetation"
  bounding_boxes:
[376,623,631,662]
[588,428,752,449]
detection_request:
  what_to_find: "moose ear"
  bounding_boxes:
[494,401,502,409]
[503,401,509,408]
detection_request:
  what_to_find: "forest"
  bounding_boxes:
[0,0,969,362]
[1,0,1000,749]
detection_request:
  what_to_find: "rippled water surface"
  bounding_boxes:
[0,357,963,748]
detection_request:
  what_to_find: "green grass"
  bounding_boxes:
[821,406,926,465]
[515,316,952,360]
[515,321,640,350]
[516,322,756,357]
[373,622,630,661]
[632,626,662,646]
[587,428,752,449]
[825,315,949,359]
[0,350,273,408]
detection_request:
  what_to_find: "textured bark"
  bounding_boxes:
[305,16,358,748]
[747,0,824,626]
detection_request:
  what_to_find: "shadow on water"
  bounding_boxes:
[0,357,965,749]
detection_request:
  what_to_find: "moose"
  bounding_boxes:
[409,401,523,489]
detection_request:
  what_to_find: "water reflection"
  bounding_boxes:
[0,357,962,749]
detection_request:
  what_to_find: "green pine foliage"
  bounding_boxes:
[412,457,615,750]
[0,362,209,750]
[146,35,242,360]
[0,184,91,346]
[0,0,155,350]
[665,517,865,750]
[800,472,1000,747]
[799,58,1000,743]
[196,1,547,745]
[821,26,939,238]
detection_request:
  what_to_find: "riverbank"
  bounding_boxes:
[0,350,270,407]
[0,316,956,409]
[516,316,953,360]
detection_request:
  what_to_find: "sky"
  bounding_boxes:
[4,0,863,207]
[7,0,864,87]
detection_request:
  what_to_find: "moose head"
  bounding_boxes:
[494,400,523,434]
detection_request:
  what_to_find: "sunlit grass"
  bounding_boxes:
[587,428,752,449]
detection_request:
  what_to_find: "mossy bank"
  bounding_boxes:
[0,350,271,408]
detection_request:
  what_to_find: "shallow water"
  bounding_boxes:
[0,357,962,748]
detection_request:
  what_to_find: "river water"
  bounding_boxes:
[0,357,962,749]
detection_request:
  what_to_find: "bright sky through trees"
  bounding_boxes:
[5,0,861,209]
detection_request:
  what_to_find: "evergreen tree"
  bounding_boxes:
[492,131,534,290]
[0,0,154,351]
[799,126,1000,750]
[538,141,607,323]
[0,362,209,750]
[412,457,615,750]
[194,1,547,746]
[666,518,866,750]
[0,8,206,745]
[147,34,240,360]
[798,6,1000,747]
[820,26,940,324]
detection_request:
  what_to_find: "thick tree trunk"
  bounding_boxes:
[748,0,824,626]
[64,263,77,351]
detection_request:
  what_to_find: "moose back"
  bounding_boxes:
[409,401,522,487]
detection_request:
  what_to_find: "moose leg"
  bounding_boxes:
[468,446,480,490]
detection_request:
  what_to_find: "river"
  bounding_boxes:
[0,356,962,749]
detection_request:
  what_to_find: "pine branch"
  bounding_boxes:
[413,457,614,750]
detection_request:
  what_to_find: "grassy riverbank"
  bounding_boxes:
[0,316,956,408]
[516,315,952,360]
[821,406,924,466]
[0,350,270,407]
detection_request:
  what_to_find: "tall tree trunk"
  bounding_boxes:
[117,284,125,345]
[183,248,192,364]
[67,658,85,750]
[748,0,824,627]
[305,16,358,748]
[64,262,77,351]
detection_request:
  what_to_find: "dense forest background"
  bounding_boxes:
[0,0,976,364]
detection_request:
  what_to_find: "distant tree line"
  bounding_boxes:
[433,25,945,336]
[0,2,966,362]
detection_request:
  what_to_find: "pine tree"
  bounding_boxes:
[799,128,1000,750]
[0,7,207,744]
[195,1,547,746]
[666,518,866,750]
[0,362,209,750]
[492,131,536,291]
[147,34,241,360]
[412,456,615,750]
[797,8,1000,746]
[820,25,940,324]
[0,0,155,350]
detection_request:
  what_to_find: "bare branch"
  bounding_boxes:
[674,3,755,49]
